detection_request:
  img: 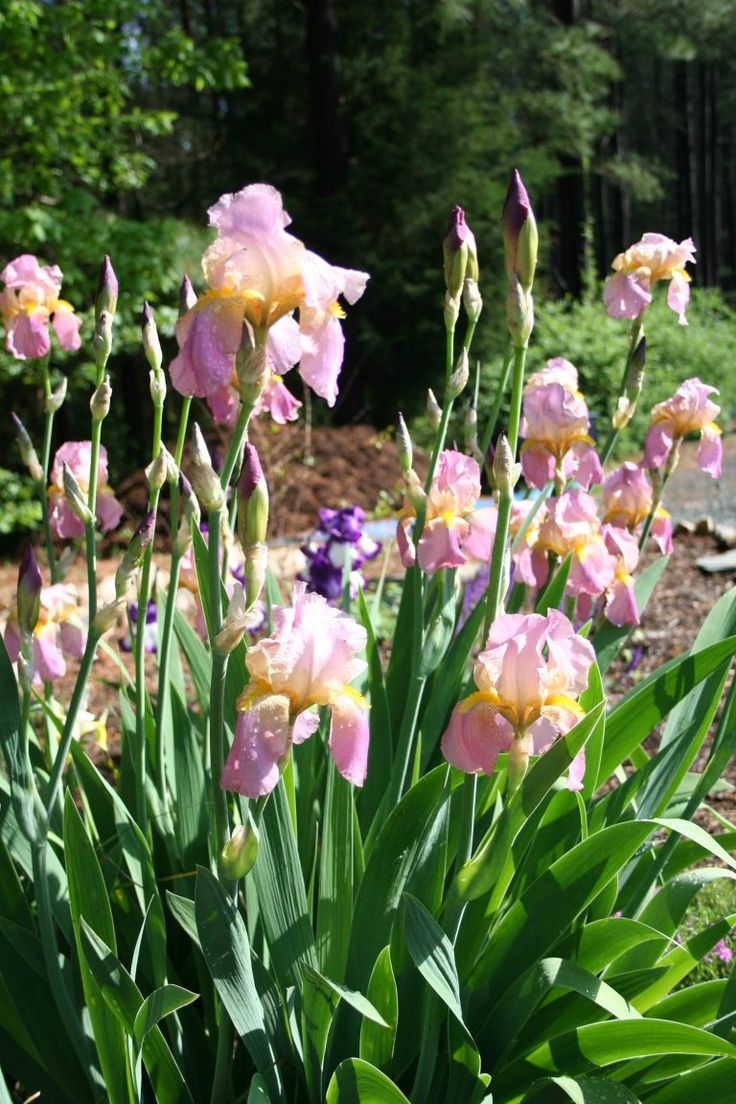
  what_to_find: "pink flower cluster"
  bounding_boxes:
[221,582,369,797]
[47,442,124,540]
[170,183,369,424]
[0,254,82,360]
[643,377,722,479]
[442,610,594,790]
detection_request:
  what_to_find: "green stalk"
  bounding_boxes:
[133,392,165,835]
[39,359,59,583]
[154,395,192,786]
[598,316,644,468]
[483,344,527,637]
[85,362,107,624]
[45,630,100,817]
[480,341,513,460]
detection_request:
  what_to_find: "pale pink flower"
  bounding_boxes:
[170,184,368,408]
[397,449,497,575]
[602,462,673,554]
[221,582,369,796]
[48,441,123,540]
[520,382,602,490]
[536,491,617,602]
[643,378,722,478]
[510,498,549,589]
[603,233,696,325]
[525,357,579,394]
[0,254,82,360]
[5,582,86,684]
[441,610,594,790]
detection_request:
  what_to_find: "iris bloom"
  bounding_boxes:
[441,611,594,791]
[601,525,640,627]
[643,377,722,479]
[221,582,369,797]
[170,183,369,408]
[520,382,602,490]
[603,233,696,325]
[602,462,672,554]
[397,449,496,575]
[48,442,123,540]
[5,583,86,683]
[0,254,82,360]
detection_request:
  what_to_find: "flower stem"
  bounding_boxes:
[598,316,643,468]
[480,341,513,460]
[45,629,101,818]
[85,362,107,624]
[39,359,59,583]
[483,344,527,637]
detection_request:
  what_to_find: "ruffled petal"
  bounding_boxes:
[667,270,690,325]
[7,309,51,360]
[96,491,123,534]
[441,697,513,775]
[603,271,651,320]
[52,305,82,351]
[220,694,292,797]
[298,308,344,407]
[329,693,370,786]
[643,422,674,470]
[417,516,469,574]
[462,507,497,564]
[698,426,722,479]
[34,631,66,681]
[521,441,555,489]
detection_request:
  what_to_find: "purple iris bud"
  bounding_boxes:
[17,545,42,637]
[443,205,468,255]
[180,274,197,316]
[95,255,119,321]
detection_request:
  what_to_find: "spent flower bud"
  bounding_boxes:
[444,290,461,331]
[236,338,269,406]
[149,368,166,408]
[190,424,225,512]
[142,302,163,374]
[463,278,483,325]
[63,463,94,526]
[426,388,442,430]
[95,255,119,322]
[12,413,43,481]
[90,375,112,422]
[17,546,42,639]
[93,310,113,369]
[219,823,258,880]
[92,597,126,637]
[238,443,269,549]
[405,469,427,514]
[245,542,268,609]
[506,274,534,348]
[397,414,413,474]
[180,275,197,316]
[115,510,156,597]
[502,169,538,293]
[447,348,470,400]
[492,434,521,496]
[45,376,68,414]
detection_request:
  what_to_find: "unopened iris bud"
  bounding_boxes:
[492,433,521,496]
[506,274,534,349]
[219,823,258,880]
[17,546,42,639]
[12,413,43,481]
[93,310,114,369]
[142,302,163,374]
[145,449,167,492]
[502,169,538,293]
[95,255,119,323]
[63,463,94,526]
[245,542,269,609]
[426,388,442,430]
[447,348,470,399]
[90,375,112,422]
[397,414,413,474]
[405,469,427,514]
[180,274,197,316]
[115,509,156,597]
[190,424,225,512]
[464,405,484,467]
[173,472,200,557]
[237,443,269,549]
[443,205,470,300]
[46,376,68,414]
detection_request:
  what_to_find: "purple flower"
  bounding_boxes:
[713,939,733,964]
[301,504,381,602]
[120,601,158,654]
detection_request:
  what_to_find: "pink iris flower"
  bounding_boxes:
[220,581,369,797]
[441,610,594,791]
[601,525,640,627]
[170,183,368,409]
[602,462,673,554]
[5,583,86,684]
[603,233,696,325]
[0,254,82,360]
[48,441,124,540]
[520,382,602,491]
[534,491,617,604]
[397,449,497,575]
[525,357,579,394]
[643,377,722,478]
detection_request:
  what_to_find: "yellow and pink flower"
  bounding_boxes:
[0,254,82,360]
